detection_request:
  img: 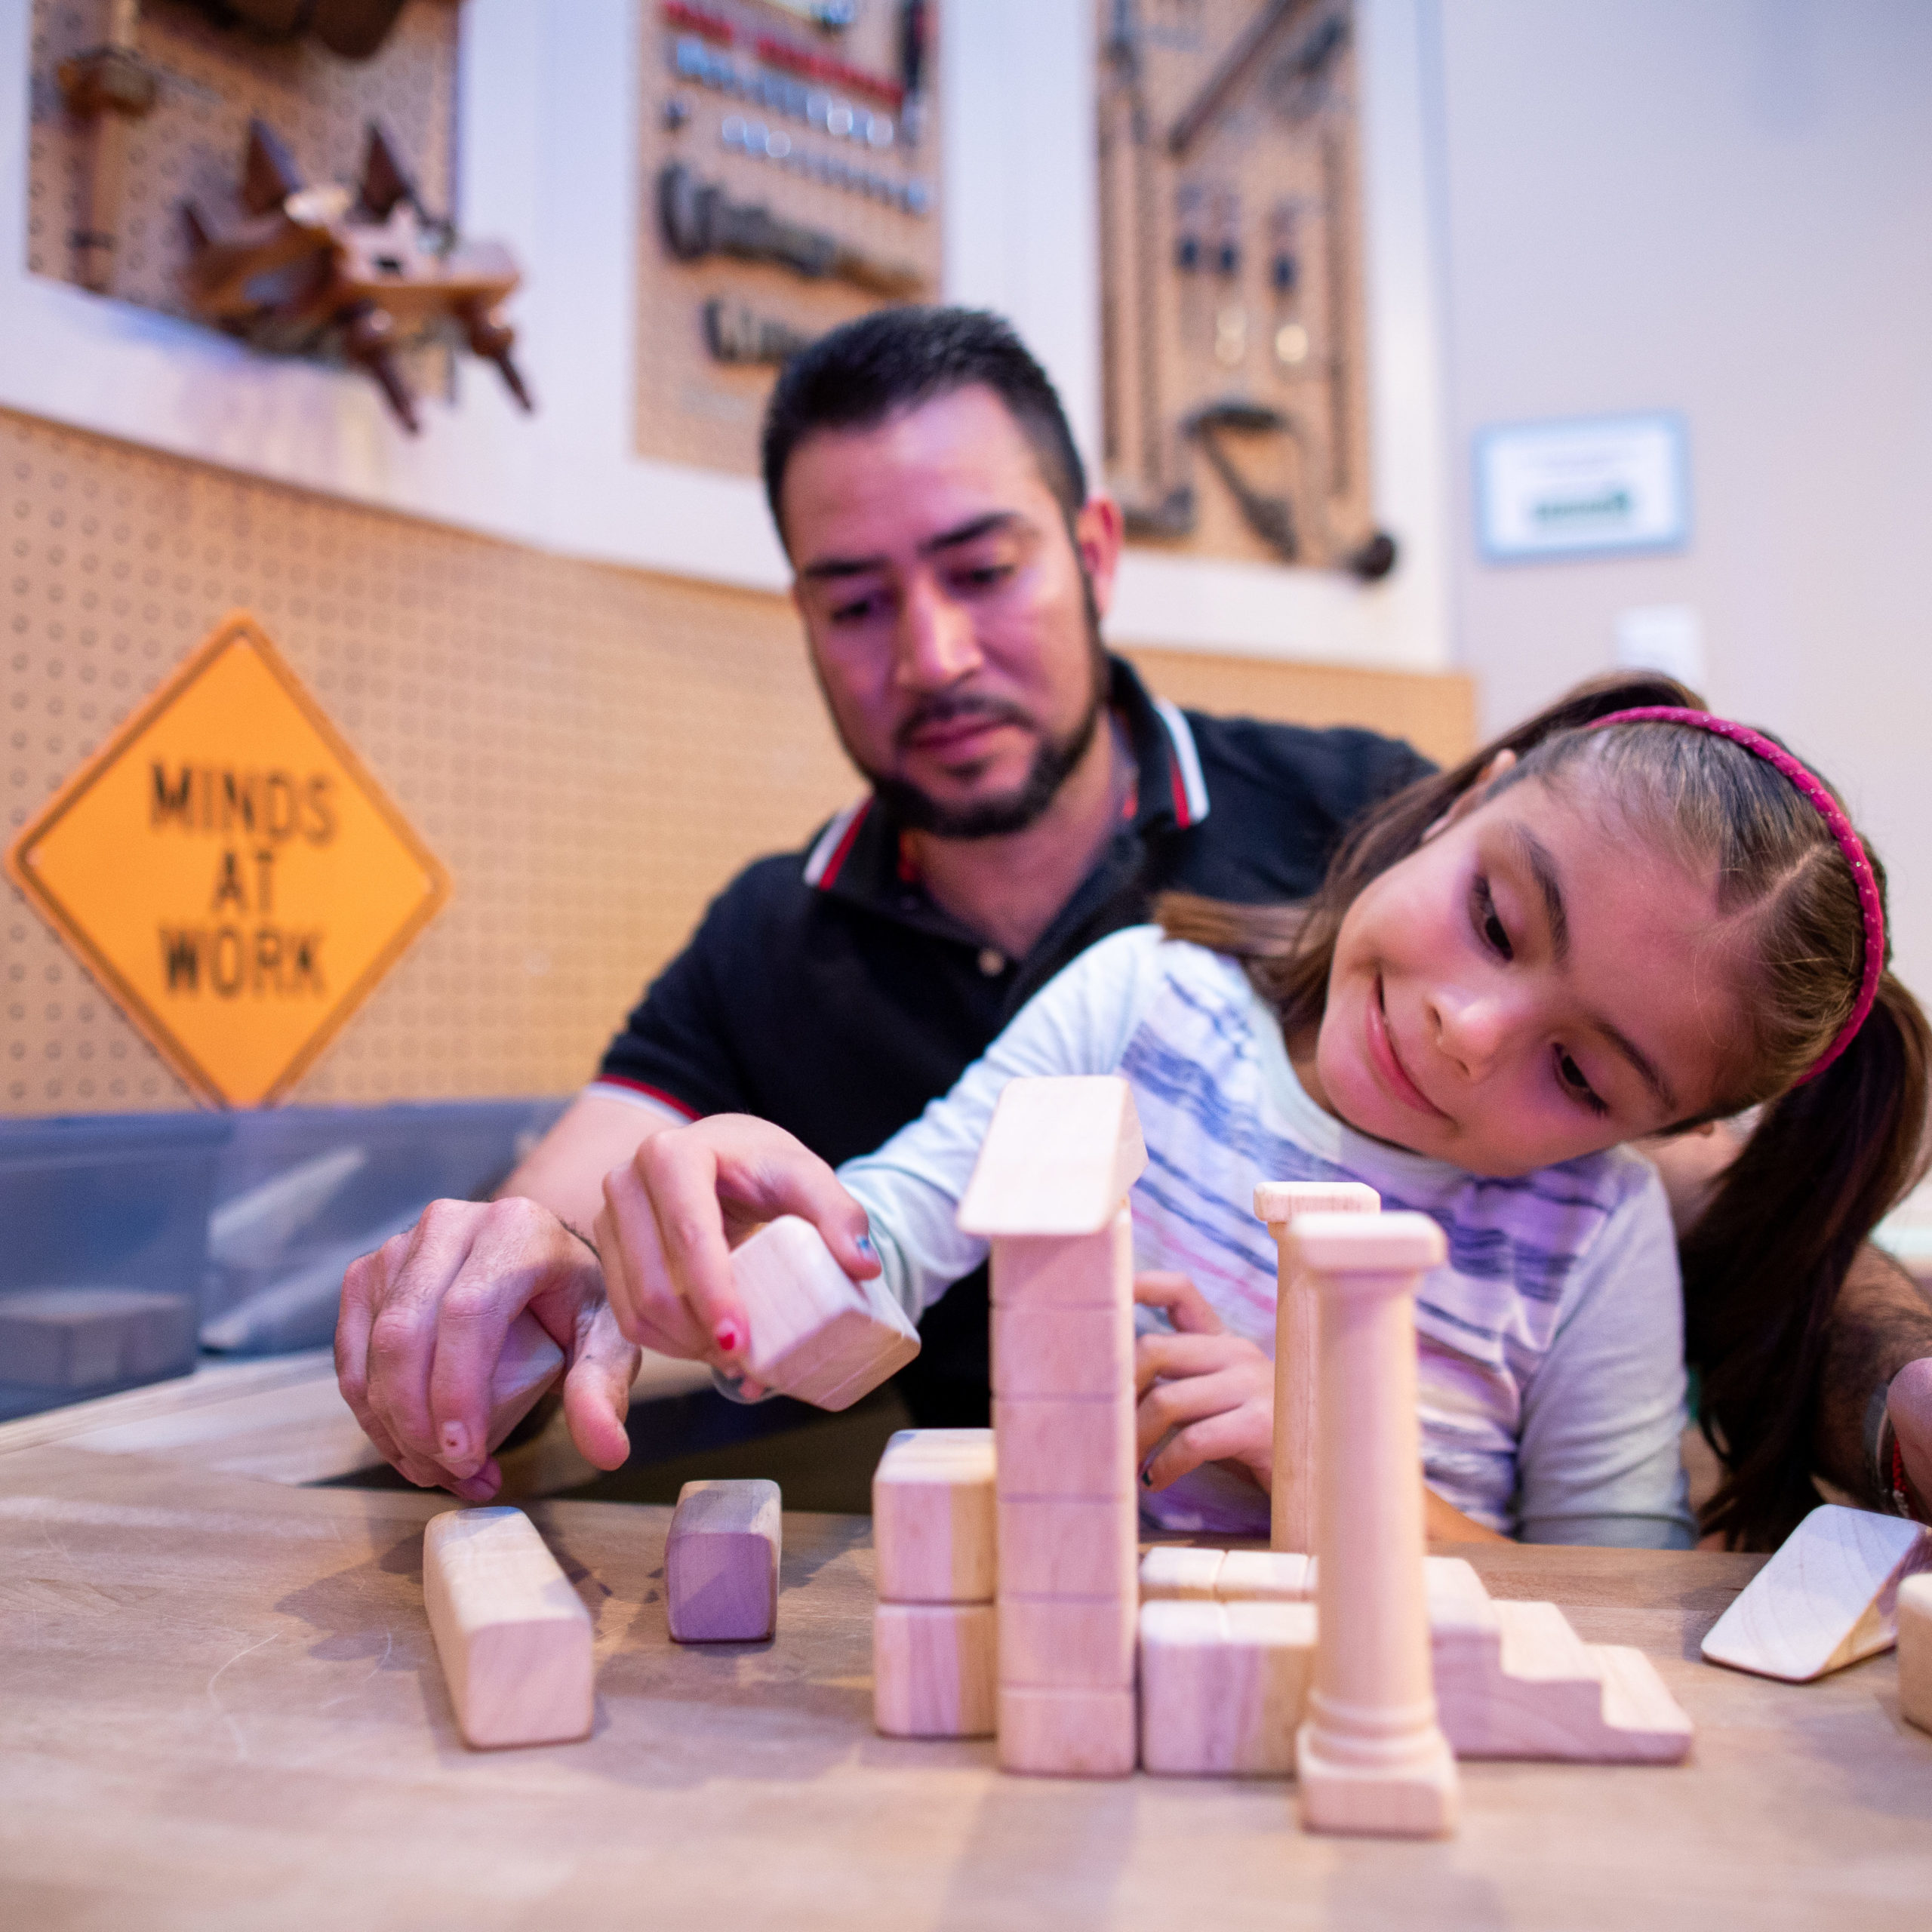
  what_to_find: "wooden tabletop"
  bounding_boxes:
[2,1423,1929,1932]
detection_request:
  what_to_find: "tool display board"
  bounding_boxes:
[1097,0,1378,572]
[26,0,458,384]
[635,0,945,476]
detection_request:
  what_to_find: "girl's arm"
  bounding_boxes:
[1513,1164,1698,1549]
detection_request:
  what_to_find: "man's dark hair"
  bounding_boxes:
[761,306,1088,544]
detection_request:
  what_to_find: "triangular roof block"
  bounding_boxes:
[956,1075,1147,1237]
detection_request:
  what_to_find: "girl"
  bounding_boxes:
[601,675,1929,1550]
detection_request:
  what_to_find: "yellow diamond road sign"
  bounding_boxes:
[5,611,451,1106]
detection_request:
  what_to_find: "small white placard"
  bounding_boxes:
[1475,413,1689,561]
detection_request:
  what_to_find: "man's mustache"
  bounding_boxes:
[894,692,1036,752]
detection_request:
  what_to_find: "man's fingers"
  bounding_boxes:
[1142,1412,1264,1491]
[560,1300,641,1473]
[1134,1270,1225,1335]
[361,1204,483,1475]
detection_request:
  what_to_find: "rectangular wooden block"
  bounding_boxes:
[0,1287,196,1390]
[1898,1573,1932,1736]
[996,1684,1138,1778]
[486,1312,565,1454]
[1139,1546,1226,1601]
[873,1602,998,1737]
[422,1506,593,1750]
[1217,1551,1312,1602]
[874,1430,996,1604]
[988,1214,1132,1309]
[666,1478,781,1643]
[998,1592,1137,1690]
[1700,1503,1932,1681]
[993,1393,1134,1500]
[1139,1598,1317,1776]
[732,1215,921,1411]
[991,1297,1133,1399]
[998,1495,1137,1598]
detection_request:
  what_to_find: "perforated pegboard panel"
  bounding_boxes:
[635,0,945,475]
[1098,0,1375,569]
[27,0,458,391]
[0,405,861,1115]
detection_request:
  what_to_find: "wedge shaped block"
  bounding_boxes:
[997,1684,1137,1778]
[874,1429,996,1604]
[423,1507,592,1749]
[1140,1598,1317,1776]
[1699,1503,1932,1682]
[487,1312,565,1454]
[957,1075,1147,1237]
[732,1216,921,1411]
[667,1478,781,1642]
[874,1602,997,1737]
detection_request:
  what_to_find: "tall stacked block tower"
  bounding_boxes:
[957,1075,1149,1777]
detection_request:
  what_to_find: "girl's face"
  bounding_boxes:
[1303,770,1746,1177]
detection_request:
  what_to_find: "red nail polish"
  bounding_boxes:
[714,1316,744,1355]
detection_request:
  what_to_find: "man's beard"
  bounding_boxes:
[848,585,1112,842]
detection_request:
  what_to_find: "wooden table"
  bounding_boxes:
[2,1377,1930,1929]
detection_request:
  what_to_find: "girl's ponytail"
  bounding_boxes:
[1681,971,1932,1548]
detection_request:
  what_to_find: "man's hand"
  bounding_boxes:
[1888,1357,1932,1518]
[594,1112,878,1391]
[1133,1272,1274,1492]
[335,1196,638,1501]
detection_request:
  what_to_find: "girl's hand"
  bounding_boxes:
[1133,1271,1275,1492]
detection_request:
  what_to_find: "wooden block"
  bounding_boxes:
[1699,1503,1932,1682]
[956,1076,1147,1237]
[998,1495,1137,1598]
[1433,1595,1692,1763]
[1217,1551,1312,1601]
[989,1213,1132,1309]
[992,1393,1134,1499]
[421,1506,593,1749]
[1252,1180,1380,1555]
[0,1287,195,1390]
[1897,1573,1932,1734]
[1139,1598,1317,1776]
[1287,1210,1447,1276]
[731,1216,921,1412]
[874,1431,996,1604]
[1140,1546,1226,1600]
[486,1312,565,1454]
[666,1478,781,1643]
[991,1297,1132,1398]
[873,1602,997,1737]
[996,1684,1138,1777]
[1425,1555,1493,1608]
[998,1592,1137,1689]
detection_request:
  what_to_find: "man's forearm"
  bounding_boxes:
[1814,1242,1932,1506]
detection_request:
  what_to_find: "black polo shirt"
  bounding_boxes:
[596,655,1432,1422]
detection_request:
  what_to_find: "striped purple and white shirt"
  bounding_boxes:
[841,928,1694,1547]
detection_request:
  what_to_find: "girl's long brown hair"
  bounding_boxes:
[1161,672,1930,1549]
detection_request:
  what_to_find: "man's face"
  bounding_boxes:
[782,385,1124,838]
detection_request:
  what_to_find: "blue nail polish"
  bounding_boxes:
[855,1233,878,1262]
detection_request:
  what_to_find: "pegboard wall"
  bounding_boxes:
[26,0,459,383]
[635,0,945,475]
[1098,0,1375,571]
[0,406,1472,1119]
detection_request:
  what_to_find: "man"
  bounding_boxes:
[337,307,1932,1542]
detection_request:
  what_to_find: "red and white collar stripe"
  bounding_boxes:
[802,798,872,888]
[1152,697,1211,829]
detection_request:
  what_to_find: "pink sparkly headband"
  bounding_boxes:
[1587,706,1884,1084]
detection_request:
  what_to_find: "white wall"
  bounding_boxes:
[1425,0,1932,989]
[0,0,1454,670]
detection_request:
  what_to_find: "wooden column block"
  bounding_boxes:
[996,1685,1138,1777]
[1291,1211,1458,1838]
[874,1603,998,1737]
[1898,1573,1932,1735]
[731,1216,921,1411]
[1140,1546,1226,1600]
[1217,1550,1313,1601]
[998,1592,1137,1689]
[666,1478,781,1643]
[998,1495,1138,1598]
[873,1429,996,1604]
[1252,1181,1380,1555]
[422,1506,593,1749]
[1700,1504,1932,1682]
[1139,1598,1318,1776]
[486,1312,565,1454]
[991,1297,1133,1398]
